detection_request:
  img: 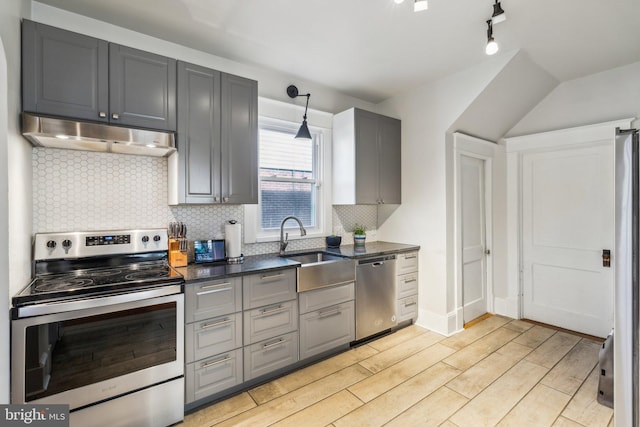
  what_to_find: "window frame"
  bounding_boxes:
[245,115,332,244]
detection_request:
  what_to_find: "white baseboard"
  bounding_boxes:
[415,308,463,337]
[493,296,519,319]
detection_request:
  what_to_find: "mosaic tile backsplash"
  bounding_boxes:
[32,148,378,256]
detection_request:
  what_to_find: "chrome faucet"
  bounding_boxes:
[279,216,307,255]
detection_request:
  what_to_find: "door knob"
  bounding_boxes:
[485,249,491,255]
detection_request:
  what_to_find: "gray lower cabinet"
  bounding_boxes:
[184,278,243,405]
[172,61,257,205]
[396,252,419,324]
[244,331,299,381]
[242,268,299,381]
[298,283,355,360]
[22,20,176,131]
[243,269,297,310]
[184,277,242,323]
[186,348,243,404]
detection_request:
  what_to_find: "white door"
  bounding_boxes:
[461,155,487,323]
[522,143,614,337]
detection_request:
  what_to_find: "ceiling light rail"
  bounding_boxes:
[393,0,428,13]
[484,0,505,55]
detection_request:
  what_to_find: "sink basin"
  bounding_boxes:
[281,251,355,292]
[283,252,346,265]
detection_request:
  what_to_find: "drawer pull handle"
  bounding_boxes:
[200,282,231,290]
[405,254,417,260]
[404,300,417,307]
[261,273,284,280]
[197,287,232,296]
[318,307,342,318]
[201,355,231,368]
[201,318,231,329]
[262,338,287,350]
[404,278,417,284]
[260,305,285,315]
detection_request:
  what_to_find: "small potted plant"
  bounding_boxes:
[352,224,367,246]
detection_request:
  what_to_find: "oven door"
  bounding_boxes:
[11,288,184,410]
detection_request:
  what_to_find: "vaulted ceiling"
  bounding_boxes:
[33,0,640,103]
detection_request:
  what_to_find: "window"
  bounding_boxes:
[258,120,323,232]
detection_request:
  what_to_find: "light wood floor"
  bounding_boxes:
[181,315,613,427]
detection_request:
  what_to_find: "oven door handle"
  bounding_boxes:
[16,284,183,318]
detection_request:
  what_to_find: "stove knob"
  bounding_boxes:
[62,240,72,250]
[142,235,149,243]
[153,235,161,242]
[46,240,57,249]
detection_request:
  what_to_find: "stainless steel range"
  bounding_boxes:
[11,229,185,427]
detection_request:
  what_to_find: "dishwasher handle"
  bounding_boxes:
[357,254,396,265]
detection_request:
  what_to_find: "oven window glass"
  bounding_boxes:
[23,302,177,401]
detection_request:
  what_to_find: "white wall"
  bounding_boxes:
[507,61,640,137]
[375,52,515,335]
[0,0,31,404]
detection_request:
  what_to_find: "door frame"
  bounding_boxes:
[453,132,495,331]
[502,118,634,320]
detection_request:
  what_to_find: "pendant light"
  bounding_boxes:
[286,85,312,140]
[485,20,499,55]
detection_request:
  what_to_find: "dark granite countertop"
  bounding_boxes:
[175,241,420,283]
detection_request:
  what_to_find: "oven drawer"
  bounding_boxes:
[185,277,242,323]
[185,348,243,404]
[244,299,297,345]
[397,295,419,323]
[244,331,298,381]
[243,269,296,310]
[396,272,419,299]
[185,312,242,363]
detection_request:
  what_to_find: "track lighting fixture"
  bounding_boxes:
[286,85,312,140]
[491,0,506,24]
[485,20,499,55]
[414,0,428,12]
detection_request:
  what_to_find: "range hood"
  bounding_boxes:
[21,113,176,157]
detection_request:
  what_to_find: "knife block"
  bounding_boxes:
[168,238,187,267]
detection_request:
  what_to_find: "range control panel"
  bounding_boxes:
[86,234,132,246]
[34,229,168,260]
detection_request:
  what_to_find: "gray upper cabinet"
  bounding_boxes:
[22,20,109,122]
[333,108,401,205]
[22,20,176,131]
[175,62,222,204]
[171,61,257,205]
[109,44,176,131]
[221,73,258,205]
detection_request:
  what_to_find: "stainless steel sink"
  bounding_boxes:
[281,251,355,292]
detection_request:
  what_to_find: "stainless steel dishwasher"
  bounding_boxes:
[355,254,397,340]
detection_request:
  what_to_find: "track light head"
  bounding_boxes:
[485,20,499,55]
[491,1,506,24]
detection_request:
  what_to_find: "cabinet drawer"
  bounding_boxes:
[396,252,419,275]
[185,348,243,404]
[299,301,355,360]
[244,299,298,345]
[185,277,242,323]
[243,269,296,309]
[298,282,355,315]
[396,272,419,300]
[244,332,299,381]
[185,312,242,363]
[397,295,419,323]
